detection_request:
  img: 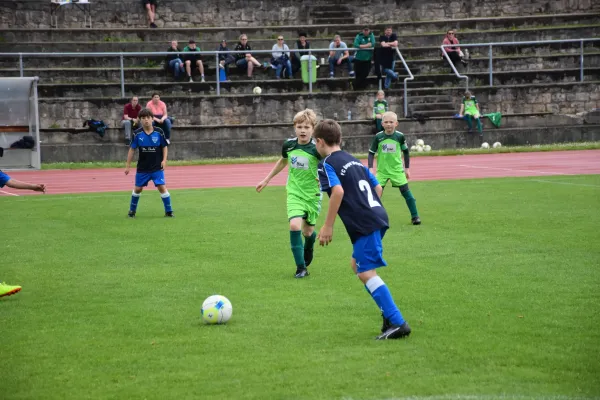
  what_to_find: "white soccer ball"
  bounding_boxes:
[201,295,232,324]
[493,142,502,148]
[416,139,425,146]
[410,145,416,151]
[253,86,262,95]
[423,145,431,152]
[416,145,424,152]
[481,142,490,149]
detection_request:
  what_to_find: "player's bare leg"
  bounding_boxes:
[196,60,205,82]
[157,184,173,217]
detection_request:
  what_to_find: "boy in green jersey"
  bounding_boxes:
[368,111,421,225]
[373,90,388,133]
[459,91,482,135]
[256,109,321,278]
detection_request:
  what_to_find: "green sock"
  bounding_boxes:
[304,232,316,251]
[290,230,305,268]
[465,115,473,130]
[476,118,483,133]
[401,189,419,218]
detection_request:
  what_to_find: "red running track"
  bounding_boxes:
[1,150,599,196]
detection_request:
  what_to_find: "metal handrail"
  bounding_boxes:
[0,48,375,98]
[441,38,600,90]
[395,48,413,117]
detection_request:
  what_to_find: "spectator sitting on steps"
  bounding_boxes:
[328,35,354,78]
[378,26,399,89]
[142,0,158,28]
[146,93,173,144]
[459,91,483,136]
[291,32,311,75]
[234,34,262,79]
[166,40,184,80]
[442,30,468,72]
[183,39,205,83]
[271,36,293,79]
[217,39,236,79]
[122,96,142,144]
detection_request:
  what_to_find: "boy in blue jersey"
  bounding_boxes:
[125,108,174,218]
[314,119,411,340]
[0,170,46,297]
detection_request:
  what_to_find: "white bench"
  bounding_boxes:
[50,0,92,28]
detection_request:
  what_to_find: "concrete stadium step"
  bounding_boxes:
[310,10,353,18]
[35,81,600,129]
[41,113,571,145]
[311,17,355,25]
[409,102,456,112]
[1,13,597,42]
[39,123,600,163]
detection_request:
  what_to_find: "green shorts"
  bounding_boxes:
[376,172,408,188]
[287,194,322,226]
[465,109,480,118]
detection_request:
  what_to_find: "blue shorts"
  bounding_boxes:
[0,170,10,188]
[135,171,165,188]
[352,228,388,273]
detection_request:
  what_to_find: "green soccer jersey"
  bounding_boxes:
[462,96,478,112]
[281,138,321,200]
[373,99,388,118]
[369,131,408,176]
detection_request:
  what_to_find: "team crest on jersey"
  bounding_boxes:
[382,143,396,153]
[291,156,309,170]
[152,136,159,144]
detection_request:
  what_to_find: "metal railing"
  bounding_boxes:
[0,46,414,116]
[441,38,600,90]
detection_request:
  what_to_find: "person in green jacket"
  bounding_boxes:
[353,27,376,89]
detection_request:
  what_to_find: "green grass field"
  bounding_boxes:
[2,175,600,400]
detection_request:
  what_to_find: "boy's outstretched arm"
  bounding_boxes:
[124,147,135,175]
[318,185,344,246]
[256,157,286,192]
[6,179,45,192]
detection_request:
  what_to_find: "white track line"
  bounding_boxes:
[0,190,19,196]
[458,165,571,176]
[530,179,600,188]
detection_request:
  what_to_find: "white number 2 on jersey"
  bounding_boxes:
[358,180,381,208]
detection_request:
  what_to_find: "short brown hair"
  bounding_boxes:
[293,109,318,127]
[138,108,154,119]
[313,119,342,145]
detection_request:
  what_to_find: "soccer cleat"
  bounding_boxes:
[294,268,309,278]
[381,313,392,333]
[128,211,136,218]
[165,211,174,218]
[304,248,314,268]
[411,216,421,225]
[0,282,22,298]
[376,322,411,340]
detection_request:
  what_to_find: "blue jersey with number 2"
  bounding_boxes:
[318,150,389,243]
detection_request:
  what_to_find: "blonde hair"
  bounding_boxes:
[382,111,398,121]
[293,109,318,127]
[377,90,385,96]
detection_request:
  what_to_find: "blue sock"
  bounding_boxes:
[130,191,141,212]
[366,276,405,326]
[161,191,172,213]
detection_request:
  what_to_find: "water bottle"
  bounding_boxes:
[347,110,352,120]
[464,49,469,60]
[333,112,339,120]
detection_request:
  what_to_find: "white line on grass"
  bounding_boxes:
[0,190,19,196]
[0,189,210,201]
[458,165,571,176]
[530,179,600,188]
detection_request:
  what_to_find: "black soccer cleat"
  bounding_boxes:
[304,248,314,268]
[128,211,136,218]
[411,216,421,225]
[381,314,392,333]
[294,268,310,278]
[165,211,175,218]
[376,322,411,340]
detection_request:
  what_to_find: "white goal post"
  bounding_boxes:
[0,77,42,170]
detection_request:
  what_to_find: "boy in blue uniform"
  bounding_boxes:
[0,170,46,297]
[125,108,174,218]
[314,119,411,340]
